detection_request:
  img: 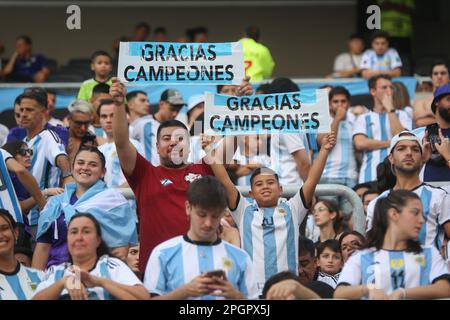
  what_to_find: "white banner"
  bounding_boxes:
[118,42,244,85]
[204,90,331,135]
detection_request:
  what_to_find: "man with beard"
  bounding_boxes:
[366,131,450,253]
[413,84,450,182]
[110,77,253,273]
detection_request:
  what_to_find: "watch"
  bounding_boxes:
[62,171,73,179]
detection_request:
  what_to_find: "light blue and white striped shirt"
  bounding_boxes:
[144,235,258,299]
[367,184,450,250]
[0,149,23,223]
[35,255,142,300]
[98,139,144,188]
[130,115,160,166]
[24,129,67,226]
[337,246,450,295]
[353,110,412,183]
[231,190,308,292]
[0,263,44,300]
[322,112,358,180]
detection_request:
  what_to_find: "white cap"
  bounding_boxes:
[187,94,205,113]
[389,131,423,154]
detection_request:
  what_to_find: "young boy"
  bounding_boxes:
[77,50,113,101]
[360,31,402,79]
[143,176,258,300]
[206,133,336,293]
[316,239,343,289]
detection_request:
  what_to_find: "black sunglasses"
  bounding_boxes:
[17,148,33,156]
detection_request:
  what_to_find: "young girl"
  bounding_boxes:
[334,190,450,300]
[313,199,344,244]
[316,239,343,289]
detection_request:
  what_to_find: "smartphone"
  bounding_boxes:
[205,269,226,279]
[426,123,441,153]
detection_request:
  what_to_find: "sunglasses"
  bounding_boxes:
[17,148,33,156]
[73,120,91,127]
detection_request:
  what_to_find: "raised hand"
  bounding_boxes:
[321,132,337,151]
[236,76,253,96]
[110,77,126,105]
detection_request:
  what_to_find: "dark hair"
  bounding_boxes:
[370,30,390,43]
[135,22,150,32]
[16,35,32,45]
[338,231,366,251]
[156,119,188,141]
[186,26,208,42]
[362,189,379,204]
[299,236,316,258]
[74,146,106,169]
[90,50,112,64]
[2,140,28,157]
[256,83,271,94]
[353,182,375,192]
[0,209,17,231]
[14,245,33,261]
[68,213,110,258]
[154,27,167,34]
[261,271,301,299]
[249,167,279,187]
[316,239,340,257]
[187,176,227,210]
[16,91,47,109]
[267,77,299,94]
[349,33,364,41]
[430,60,449,76]
[315,199,343,234]
[376,156,396,193]
[366,190,422,253]
[126,90,147,102]
[368,74,392,90]
[92,83,111,95]
[96,99,115,117]
[329,86,350,101]
[245,26,260,41]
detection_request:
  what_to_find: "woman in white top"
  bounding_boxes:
[334,190,450,300]
[33,213,149,300]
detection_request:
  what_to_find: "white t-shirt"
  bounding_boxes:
[360,48,402,71]
[337,246,450,295]
[269,133,308,186]
[35,255,142,300]
[334,52,362,75]
[231,189,309,292]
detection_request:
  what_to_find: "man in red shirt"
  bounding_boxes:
[110,77,252,272]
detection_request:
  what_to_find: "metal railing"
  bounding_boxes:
[118,183,366,234]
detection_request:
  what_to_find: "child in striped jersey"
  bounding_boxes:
[316,240,343,289]
[335,190,450,300]
[204,133,336,294]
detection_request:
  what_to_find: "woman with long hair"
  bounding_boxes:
[32,146,137,270]
[33,213,149,300]
[312,199,344,244]
[334,190,450,299]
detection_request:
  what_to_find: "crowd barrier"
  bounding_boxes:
[0,76,423,113]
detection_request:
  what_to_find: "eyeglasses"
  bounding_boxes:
[17,148,33,156]
[72,120,91,127]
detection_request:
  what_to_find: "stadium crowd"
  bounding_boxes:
[0,24,449,300]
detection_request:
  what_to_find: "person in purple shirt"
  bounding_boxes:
[0,35,50,83]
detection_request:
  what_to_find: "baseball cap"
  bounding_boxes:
[389,131,423,154]
[160,89,186,107]
[431,83,450,113]
[187,94,204,113]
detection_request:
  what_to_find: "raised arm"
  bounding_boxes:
[110,77,137,176]
[55,154,74,186]
[203,135,239,210]
[6,157,46,210]
[302,132,336,207]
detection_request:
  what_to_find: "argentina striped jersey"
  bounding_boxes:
[0,150,23,223]
[0,263,44,300]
